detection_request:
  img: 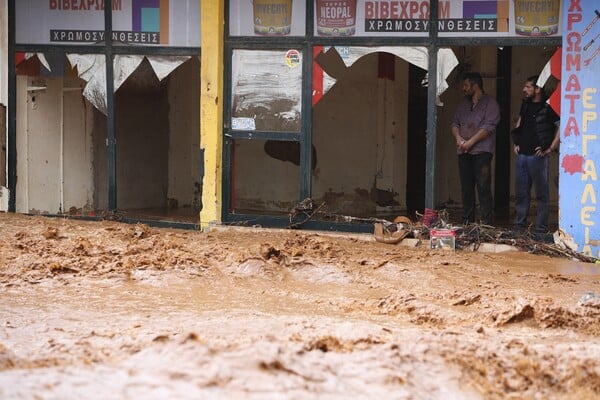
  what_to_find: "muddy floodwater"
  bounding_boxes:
[1,213,599,399]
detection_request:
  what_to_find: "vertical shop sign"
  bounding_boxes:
[560,1,600,257]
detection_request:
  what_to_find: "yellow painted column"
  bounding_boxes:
[199,0,224,230]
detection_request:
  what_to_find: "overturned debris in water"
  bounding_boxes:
[287,199,599,264]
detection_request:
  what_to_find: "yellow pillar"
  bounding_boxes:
[200,0,224,230]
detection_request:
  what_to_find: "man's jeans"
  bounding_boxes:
[513,153,550,234]
[458,152,493,225]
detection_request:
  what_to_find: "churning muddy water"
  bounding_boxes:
[1,213,599,399]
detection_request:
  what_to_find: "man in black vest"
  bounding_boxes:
[511,75,560,240]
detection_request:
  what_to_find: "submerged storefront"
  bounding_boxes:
[3,0,599,257]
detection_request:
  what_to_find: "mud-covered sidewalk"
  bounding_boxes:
[1,213,599,399]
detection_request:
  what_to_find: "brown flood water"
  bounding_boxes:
[1,213,599,399]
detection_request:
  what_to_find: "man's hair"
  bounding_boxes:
[526,74,547,97]
[526,75,540,86]
[462,72,484,90]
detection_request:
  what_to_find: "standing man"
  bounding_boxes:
[451,72,501,225]
[511,75,560,239]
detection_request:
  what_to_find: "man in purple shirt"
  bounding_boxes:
[451,72,501,225]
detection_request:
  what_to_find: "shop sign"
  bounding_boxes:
[229,0,562,38]
[560,0,600,257]
[15,0,200,47]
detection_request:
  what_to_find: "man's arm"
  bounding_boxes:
[452,125,465,149]
[536,106,560,157]
[539,125,560,156]
[513,116,522,155]
[462,98,500,152]
[462,128,489,153]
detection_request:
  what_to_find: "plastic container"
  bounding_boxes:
[422,208,438,227]
[430,228,456,251]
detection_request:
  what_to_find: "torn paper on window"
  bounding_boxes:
[315,46,459,106]
[66,54,191,114]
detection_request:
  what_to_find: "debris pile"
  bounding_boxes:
[287,199,600,263]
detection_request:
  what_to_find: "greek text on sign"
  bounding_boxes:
[50,30,159,44]
[365,19,496,32]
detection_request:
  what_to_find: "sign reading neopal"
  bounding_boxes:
[15,0,200,47]
[228,0,562,38]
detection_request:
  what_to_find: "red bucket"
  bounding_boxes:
[423,208,438,227]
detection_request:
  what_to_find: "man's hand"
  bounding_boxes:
[456,137,467,153]
[457,138,471,153]
[513,144,519,155]
[535,146,553,157]
[461,139,473,153]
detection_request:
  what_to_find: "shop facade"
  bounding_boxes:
[2,1,600,257]
[5,0,203,228]
[216,0,565,232]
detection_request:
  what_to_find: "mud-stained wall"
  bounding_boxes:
[312,53,409,217]
[233,51,409,217]
[62,81,94,213]
[114,60,169,210]
[92,106,108,210]
[233,139,300,213]
[167,57,201,210]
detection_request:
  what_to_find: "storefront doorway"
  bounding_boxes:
[13,54,202,225]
